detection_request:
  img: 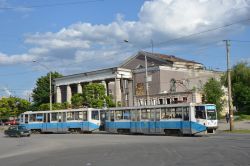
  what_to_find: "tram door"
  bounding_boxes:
[182,107,191,134]
[131,109,140,133]
[100,110,106,131]
[149,109,161,133]
[43,113,50,132]
[57,112,65,132]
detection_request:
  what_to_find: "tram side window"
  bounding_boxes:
[156,109,161,121]
[161,108,172,119]
[67,112,74,121]
[57,113,62,122]
[175,108,182,119]
[105,112,110,121]
[115,110,123,120]
[123,110,130,120]
[150,109,155,121]
[131,110,136,121]
[141,109,150,120]
[83,111,87,121]
[75,111,84,120]
[36,113,43,122]
[91,111,99,120]
[110,111,114,121]
[20,115,24,123]
[25,115,28,123]
[51,113,58,121]
[29,114,36,122]
[183,107,189,120]
[195,106,206,119]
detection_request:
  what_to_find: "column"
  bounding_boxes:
[56,86,62,103]
[77,83,82,94]
[106,81,109,96]
[102,80,107,96]
[67,85,72,104]
[128,80,133,106]
[115,78,122,105]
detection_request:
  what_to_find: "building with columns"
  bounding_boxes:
[54,51,222,107]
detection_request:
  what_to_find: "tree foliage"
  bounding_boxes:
[0,97,31,118]
[71,83,115,108]
[222,62,250,113]
[35,102,70,111]
[203,78,224,115]
[71,94,84,108]
[32,72,63,106]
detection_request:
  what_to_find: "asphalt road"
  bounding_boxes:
[0,132,250,166]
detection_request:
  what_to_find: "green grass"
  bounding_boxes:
[234,114,250,121]
[224,129,250,134]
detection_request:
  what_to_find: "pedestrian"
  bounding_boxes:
[225,112,230,123]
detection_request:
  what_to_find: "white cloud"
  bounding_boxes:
[0,52,35,64]
[1,0,250,72]
[0,0,33,12]
[3,87,11,96]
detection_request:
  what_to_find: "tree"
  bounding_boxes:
[36,102,69,111]
[203,78,224,116]
[77,83,115,108]
[0,97,31,119]
[222,62,250,113]
[71,94,84,108]
[32,72,63,106]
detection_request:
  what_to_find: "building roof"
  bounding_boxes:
[120,51,204,69]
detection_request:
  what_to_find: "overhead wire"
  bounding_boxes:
[0,0,104,10]
[153,18,250,48]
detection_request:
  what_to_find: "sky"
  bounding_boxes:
[0,0,250,99]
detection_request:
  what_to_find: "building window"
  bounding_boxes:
[158,98,164,105]
[139,99,144,106]
[183,97,187,102]
[166,98,171,104]
[153,99,156,105]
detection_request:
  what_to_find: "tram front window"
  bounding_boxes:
[207,110,216,120]
[91,111,99,120]
[195,106,206,119]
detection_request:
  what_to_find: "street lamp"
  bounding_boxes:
[124,40,153,105]
[33,60,52,111]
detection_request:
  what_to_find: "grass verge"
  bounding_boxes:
[224,130,250,134]
[235,114,250,121]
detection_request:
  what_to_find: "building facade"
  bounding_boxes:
[54,51,222,107]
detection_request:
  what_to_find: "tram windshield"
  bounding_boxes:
[206,105,217,120]
[195,106,206,119]
[207,109,217,120]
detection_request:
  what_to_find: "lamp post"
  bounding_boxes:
[33,60,52,111]
[124,40,153,105]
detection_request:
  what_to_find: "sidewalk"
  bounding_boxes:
[218,119,250,131]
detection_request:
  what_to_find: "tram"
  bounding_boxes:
[19,108,102,133]
[19,103,217,135]
[105,103,218,135]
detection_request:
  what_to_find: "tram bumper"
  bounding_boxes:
[191,122,207,134]
[206,126,218,133]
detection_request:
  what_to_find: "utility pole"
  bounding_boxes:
[33,60,52,111]
[145,53,149,105]
[145,40,154,105]
[224,40,234,131]
[123,39,151,105]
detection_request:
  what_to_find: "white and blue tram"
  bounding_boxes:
[105,103,218,135]
[19,103,217,135]
[19,108,102,133]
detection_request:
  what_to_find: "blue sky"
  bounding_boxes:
[0,0,249,99]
